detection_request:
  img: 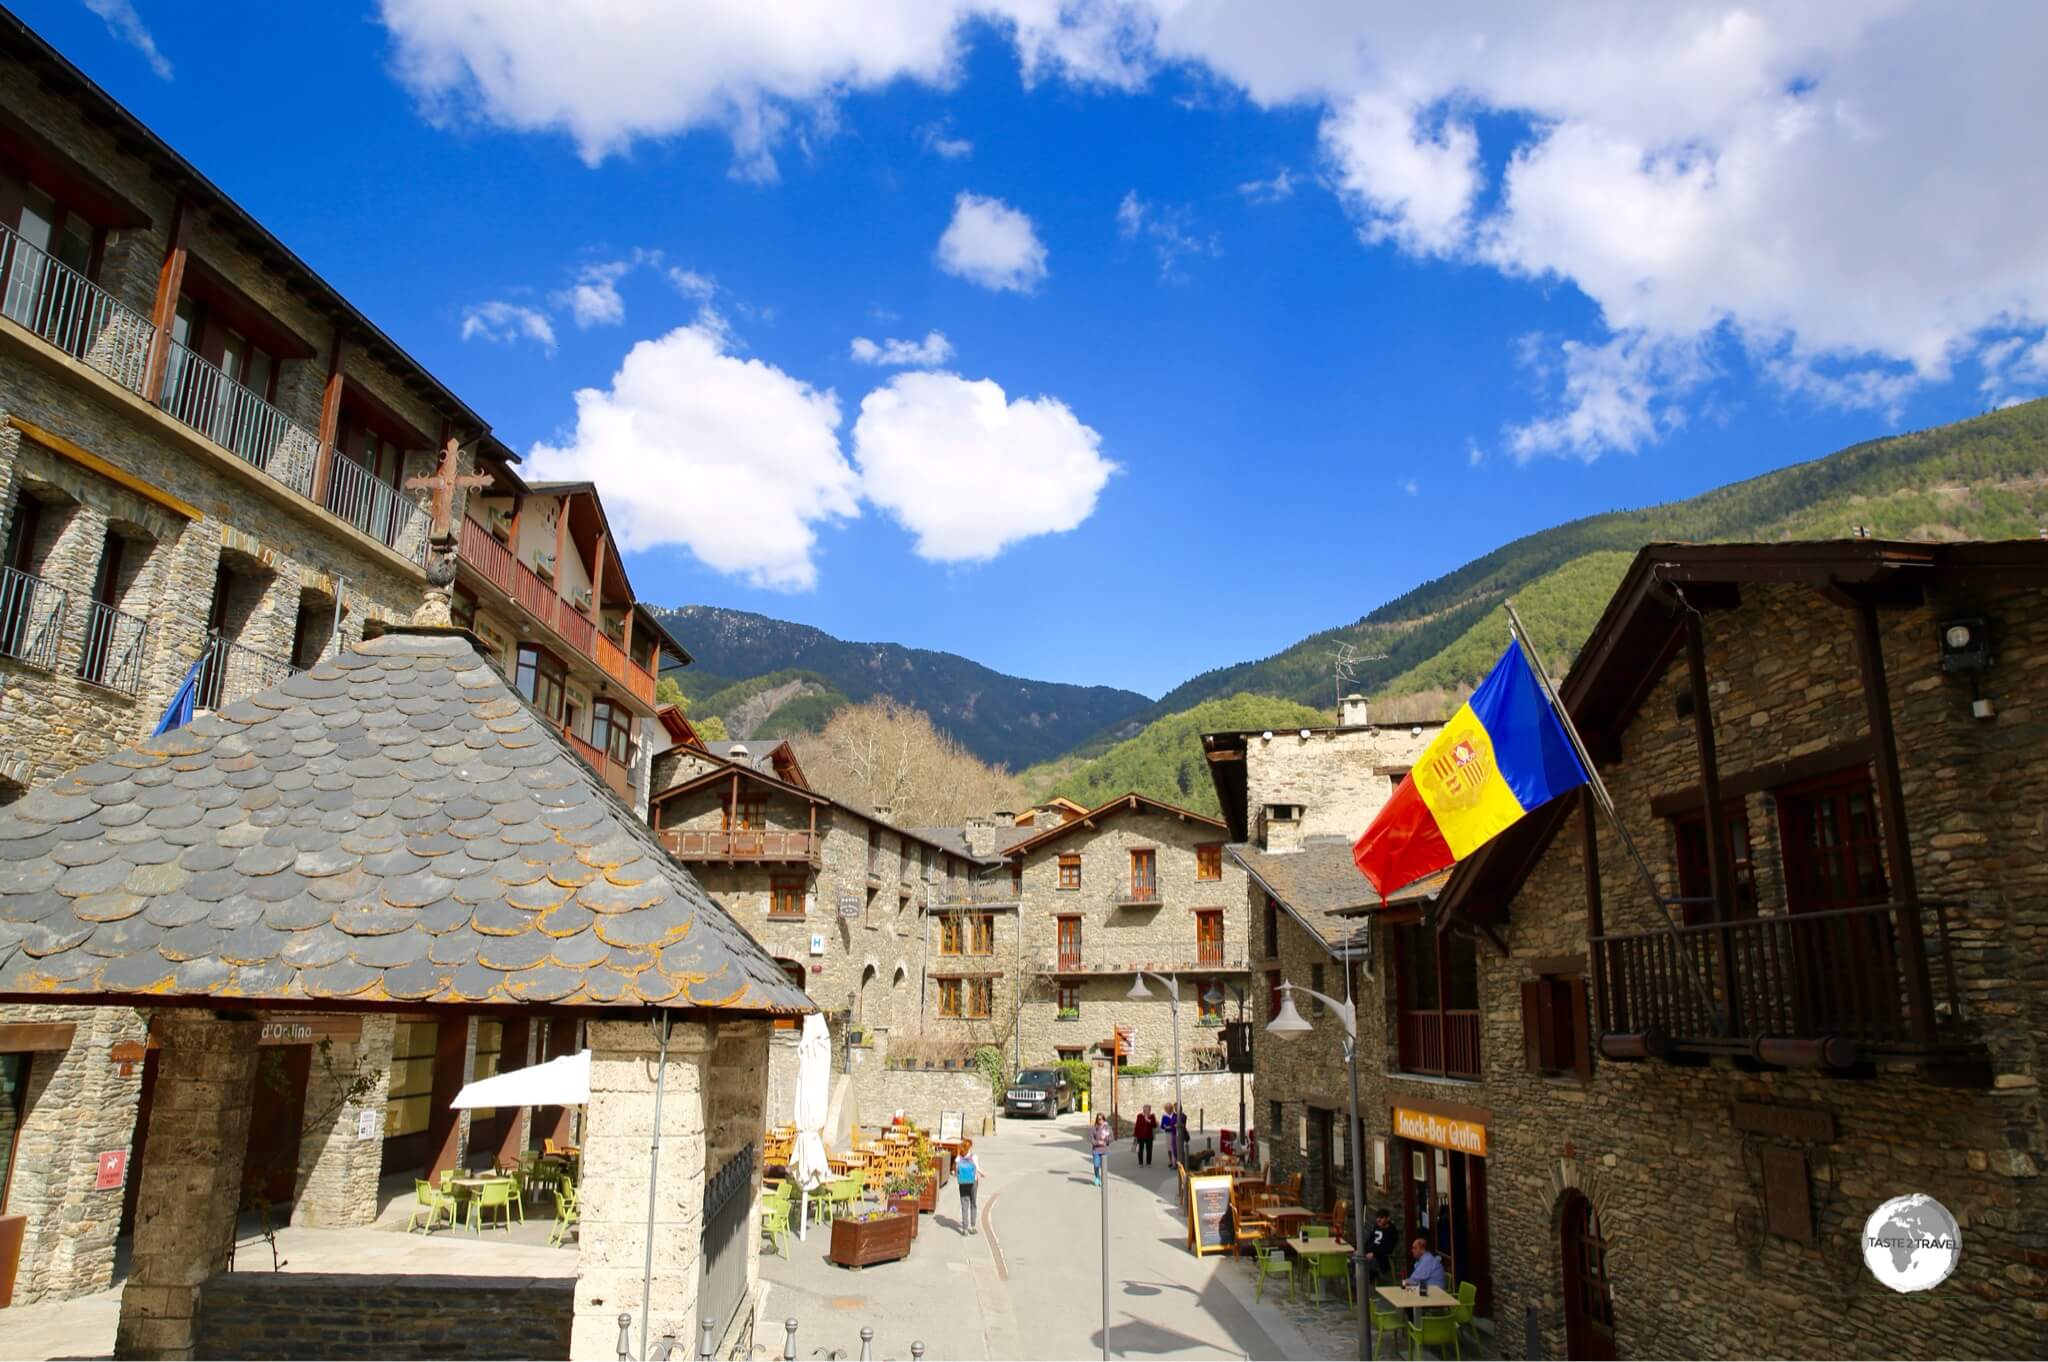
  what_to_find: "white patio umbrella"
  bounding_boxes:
[789,1013,833,1239]
[450,1048,590,1109]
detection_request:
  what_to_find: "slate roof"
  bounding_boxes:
[0,631,812,1013]
[706,741,784,775]
[1231,837,1450,951]
[909,824,1034,862]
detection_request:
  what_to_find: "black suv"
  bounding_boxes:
[1003,1067,1073,1118]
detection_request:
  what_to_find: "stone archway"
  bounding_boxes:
[890,965,909,1033]
[857,962,879,1031]
[1550,1157,1621,1360]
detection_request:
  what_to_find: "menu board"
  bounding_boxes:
[1186,1173,1236,1257]
[939,1110,965,1143]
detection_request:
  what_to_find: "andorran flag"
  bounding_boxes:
[1353,638,1590,899]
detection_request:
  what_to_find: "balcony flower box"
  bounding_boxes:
[917,1177,939,1214]
[828,1212,914,1268]
[886,1190,921,1238]
[1056,1008,1080,1022]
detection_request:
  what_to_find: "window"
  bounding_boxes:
[1196,979,1223,1025]
[384,1021,439,1138]
[450,584,477,632]
[10,181,99,278]
[514,644,567,723]
[769,877,806,919]
[967,978,993,1019]
[1521,972,1592,1079]
[1057,982,1080,1018]
[939,913,965,956]
[1265,897,1281,959]
[1057,915,1082,968]
[1057,853,1082,890]
[867,828,881,875]
[724,796,766,832]
[971,913,995,956]
[1266,969,1282,1022]
[1776,769,1890,912]
[1671,804,1756,926]
[1196,909,1224,967]
[1196,843,1223,881]
[1129,848,1157,898]
[1,1052,30,1214]
[1392,922,1482,1079]
[590,699,631,764]
[938,978,963,1018]
[469,1020,504,1120]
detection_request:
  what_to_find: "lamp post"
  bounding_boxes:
[1205,981,1248,1164]
[1267,979,1370,1362]
[1125,971,1185,1189]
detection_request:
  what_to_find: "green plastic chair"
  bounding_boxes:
[1251,1240,1294,1303]
[827,1175,863,1223]
[405,1178,456,1234]
[1309,1250,1353,1305]
[1408,1311,1462,1361]
[1450,1282,1478,1349]
[548,1183,581,1248]
[1368,1299,1405,1359]
[468,1179,517,1233]
[1303,1225,1333,1238]
[761,1197,792,1259]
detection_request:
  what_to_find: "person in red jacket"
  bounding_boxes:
[1132,1105,1157,1165]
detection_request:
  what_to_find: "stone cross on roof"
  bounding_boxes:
[405,437,494,545]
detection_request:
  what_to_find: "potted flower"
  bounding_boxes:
[828,1207,914,1268]
[885,1173,923,1237]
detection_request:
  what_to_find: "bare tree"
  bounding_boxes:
[795,698,1026,826]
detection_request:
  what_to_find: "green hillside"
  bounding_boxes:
[1028,693,1332,819]
[1381,551,1636,695]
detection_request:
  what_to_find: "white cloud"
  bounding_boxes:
[668,268,718,301]
[852,371,1114,562]
[850,332,956,367]
[526,323,857,590]
[1401,478,1419,496]
[1115,190,1218,281]
[1238,168,1297,204]
[459,301,556,350]
[919,121,973,158]
[1321,94,1480,259]
[556,259,632,328]
[1507,332,1711,463]
[85,0,172,79]
[936,192,1047,293]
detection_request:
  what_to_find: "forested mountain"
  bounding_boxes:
[653,607,1152,770]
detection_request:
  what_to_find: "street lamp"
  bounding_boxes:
[1267,979,1371,1362]
[1126,971,1187,1187]
[1203,980,1251,1163]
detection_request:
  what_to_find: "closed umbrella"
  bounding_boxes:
[789,1013,833,1239]
[449,1048,589,1109]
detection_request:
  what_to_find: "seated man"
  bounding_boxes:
[1402,1237,1448,1291]
[1365,1208,1399,1281]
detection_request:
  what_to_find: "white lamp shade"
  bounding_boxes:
[1126,976,1153,1000]
[1266,992,1312,1035]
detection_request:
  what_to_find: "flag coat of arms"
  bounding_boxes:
[1353,638,1589,899]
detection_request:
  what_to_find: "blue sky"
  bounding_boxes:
[30,3,2048,699]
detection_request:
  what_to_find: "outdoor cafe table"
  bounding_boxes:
[1376,1283,1457,1326]
[1263,1204,1315,1234]
[1286,1236,1354,1259]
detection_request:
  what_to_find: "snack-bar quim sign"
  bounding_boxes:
[1393,1107,1487,1157]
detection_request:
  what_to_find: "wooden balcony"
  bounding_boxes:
[564,728,634,802]
[660,828,822,867]
[1591,899,1967,1066]
[1398,1009,1482,1080]
[1037,953,1250,977]
[1113,879,1162,908]
[459,515,658,705]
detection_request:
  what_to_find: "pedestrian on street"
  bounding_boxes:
[1366,1208,1398,1283]
[1089,1112,1112,1185]
[956,1140,981,1235]
[1132,1105,1157,1165]
[1160,1103,1182,1168]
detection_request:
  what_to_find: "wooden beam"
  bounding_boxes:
[1648,738,1875,818]
[589,530,607,624]
[141,197,189,400]
[6,416,201,520]
[554,494,571,595]
[311,330,345,506]
[1580,787,1606,1033]
[1684,608,1741,1035]
[1850,600,1933,1046]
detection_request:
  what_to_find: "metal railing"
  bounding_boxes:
[159,338,321,496]
[1038,952,1251,976]
[0,566,71,670]
[0,223,155,394]
[196,629,298,711]
[326,450,429,564]
[77,599,149,694]
[1114,878,1163,907]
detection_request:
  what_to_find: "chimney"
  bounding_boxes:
[1339,693,1370,727]
[873,804,893,823]
[727,742,750,760]
[963,816,995,857]
[991,810,1016,828]
[1261,804,1304,854]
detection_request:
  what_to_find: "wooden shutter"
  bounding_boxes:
[1521,979,1546,1072]
[1567,976,1593,1080]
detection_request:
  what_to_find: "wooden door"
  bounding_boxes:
[241,1045,311,1213]
[1057,916,1081,970]
[1775,771,1896,1036]
[1559,1190,1616,1360]
[1197,911,1223,966]
[1311,1107,1336,1211]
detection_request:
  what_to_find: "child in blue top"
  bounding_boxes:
[956,1142,981,1234]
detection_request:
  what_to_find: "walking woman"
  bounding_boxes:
[1089,1112,1112,1185]
[956,1140,981,1235]
[1160,1103,1182,1168]
[1132,1105,1157,1166]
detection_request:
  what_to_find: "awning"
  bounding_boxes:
[450,1049,590,1110]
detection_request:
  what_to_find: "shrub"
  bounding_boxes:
[1056,1057,1092,1105]
[973,1046,1006,1105]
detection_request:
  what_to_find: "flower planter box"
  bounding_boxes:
[828,1213,913,1269]
[887,1191,921,1237]
[916,1178,938,1214]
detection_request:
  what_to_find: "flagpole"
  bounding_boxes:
[1502,600,1725,1034]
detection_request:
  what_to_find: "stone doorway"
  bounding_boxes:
[241,1045,311,1214]
[1559,1188,1616,1361]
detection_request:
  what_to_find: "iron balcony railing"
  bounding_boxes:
[1114,877,1163,907]
[196,630,298,711]
[326,449,429,564]
[159,338,321,497]
[0,223,155,395]
[77,599,149,694]
[0,566,71,670]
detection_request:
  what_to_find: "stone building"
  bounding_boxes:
[1201,704,1441,1183]
[1320,540,2048,1357]
[0,14,678,1304]
[0,630,809,1358]
[991,794,1253,1110]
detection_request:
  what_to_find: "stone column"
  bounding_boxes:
[114,1011,260,1361]
[290,1015,394,1228]
[570,1018,711,1362]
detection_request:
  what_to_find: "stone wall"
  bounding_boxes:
[291,1016,396,1228]
[1109,1071,1255,1147]
[847,1045,996,1133]
[193,1272,574,1360]
[1240,723,1441,845]
[1012,807,1247,1071]
[1250,907,1366,1205]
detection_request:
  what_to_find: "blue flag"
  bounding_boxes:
[152,656,205,735]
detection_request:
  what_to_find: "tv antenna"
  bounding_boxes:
[1331,639,1389,710]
